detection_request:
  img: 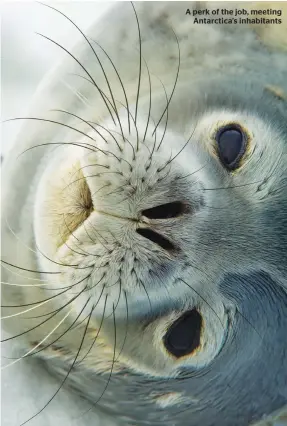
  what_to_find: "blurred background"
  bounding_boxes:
[1,1,113,155]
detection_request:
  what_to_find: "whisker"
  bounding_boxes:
[2,285,70,309]
[87,222,109,245]
[90,39,131,133]
[35,31,116,124]
[65,72,117,118]
[1,263,49,282]
[25,275,99,319]
[1,294,64,320]
[52,109,122,152]
[106,278,120,289]
[83,221,99,247]
[76,293,107,365]
[237,309,265,344]
[1,281,51,288]
[69,171,124,193]
[1,259,61,275]
[204,157,282,192]
[133,268,153,314]
[2,309,73,369]
[179,279,225,330]
[131,2,142,128]
[86,221,112,254]
[36,243,92,271]
[88,274,105,291]
[156,163,172,185]
[142,57,152,143]
[61,214,97,257]
[105,279,122,318]
[140,280,153,314]
[1,279,77,292]
[152,26,180,136]
[69,162,110,180]
[155,77,169,151]
[39,2,126,138]
[115,290,129,361]
[91,183,111,198]
[60,234,90,259]
[83,301,117,416]
[4,118,104,152]
[145,114,157,166]
[97,126,135,161]
[204,179,266,191]
[1,275,91,322]
[12,125,123,164]
[70,73,137,159]
[106,228,123,248]
[161,122,198,171]
[176,164,207,181]
[20,297,92,359]
[69,312,91,331]
[115,99,139,153]
[62,81,90,107]
[4,217,90,273]
[19,303,95,426]
[6,119,124,164]
[99,181,129,199]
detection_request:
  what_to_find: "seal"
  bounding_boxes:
[1,2,287,425]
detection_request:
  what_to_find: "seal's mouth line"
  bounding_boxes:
[90,201,188,223]
[91,209,137,222]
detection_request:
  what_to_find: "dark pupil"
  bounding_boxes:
[163,309,202,358]
[217,128,244,169]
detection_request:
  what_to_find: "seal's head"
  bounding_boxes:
[33,72,287,420]
[2,3,287,425]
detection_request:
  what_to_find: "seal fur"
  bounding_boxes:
[1,2,287,425]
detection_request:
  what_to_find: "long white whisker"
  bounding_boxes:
[1,295,70,320]
[5,216,39,257]
[1,263,49,283]
[61,79,91,107]
[2,309,73,369]
[1,281,52,287]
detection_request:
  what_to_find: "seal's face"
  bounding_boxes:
[33,76,287,377]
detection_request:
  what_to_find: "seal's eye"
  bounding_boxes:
[163,309,202,358]
[215,125,246,170]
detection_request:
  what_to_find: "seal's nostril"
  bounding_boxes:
[136,228,175,251]
[142,201,186,219]
[163,309,202,358]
